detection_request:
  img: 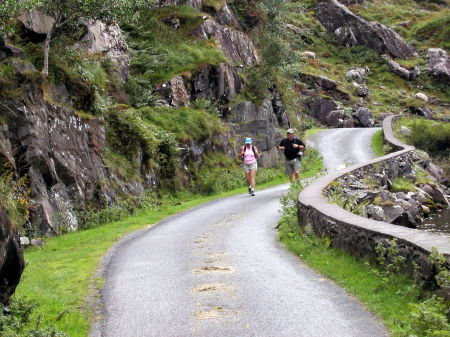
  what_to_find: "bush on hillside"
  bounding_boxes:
[409,120,450,158]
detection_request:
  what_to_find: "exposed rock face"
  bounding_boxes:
[169,76,191,107]
[77,20,130,81]
[0,207,25,305]
[426,48,450,85]
[306,97,340,127]
[1,84,114,235]
[388,60,420,80]
[190,63,243,104]
[316,0,414,58]
[17,10,55,36]
[194,19,259,65]
[0,36,23,60]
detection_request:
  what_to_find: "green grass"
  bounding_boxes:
[371,129,384,157]
[391,177,416,193]
[278,227,422,337]
[123,7,226,87]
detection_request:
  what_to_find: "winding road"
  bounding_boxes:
[94,128,384,337]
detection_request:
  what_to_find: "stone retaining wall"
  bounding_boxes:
[298,115,450,283]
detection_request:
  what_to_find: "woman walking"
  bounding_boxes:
[240,137,259,196]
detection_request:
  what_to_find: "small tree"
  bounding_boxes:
[32,0,152,78]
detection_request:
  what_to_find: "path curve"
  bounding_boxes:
[94,128,385,337]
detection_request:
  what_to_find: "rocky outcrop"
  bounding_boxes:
[17,10,55,37]
[189,63,243,104]
[194,19,259,65]
[0,207,25,305]
[158,0,202,10]
[77,20,130,82]
[388,60,420,80]
[1,83,115,235]
[316,0,414,58]
[426,48,450,85]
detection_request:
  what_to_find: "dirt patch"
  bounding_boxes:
[192,283,233,293]
[194,306,232,320]
[193,266,234,274]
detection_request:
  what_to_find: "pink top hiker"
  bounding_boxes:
[243,146,257,164]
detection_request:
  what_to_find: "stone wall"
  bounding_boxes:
[297,116,450,284]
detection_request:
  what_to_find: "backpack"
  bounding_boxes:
[241,145,258,161]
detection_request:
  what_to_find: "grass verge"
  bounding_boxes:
[371,129,384,157]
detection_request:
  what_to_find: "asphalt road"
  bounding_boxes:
[307,127,381,172]
[94,128,385,337]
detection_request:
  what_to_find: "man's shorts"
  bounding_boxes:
[285,158,300,175]
[243,162,258,173]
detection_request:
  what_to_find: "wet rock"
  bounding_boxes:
[426,48,450,85]
[316,0,414,58]
[388,60,420,80]
[354,107,374,127]
[77,19,130,81]
[0,207,25,305]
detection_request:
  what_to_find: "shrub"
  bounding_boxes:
[0,170,29,229]
[338,46,382,66]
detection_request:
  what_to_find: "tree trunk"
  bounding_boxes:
[41,15,59,78]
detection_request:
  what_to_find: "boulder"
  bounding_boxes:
[0,207,25,305]
[426,162,445,183]
[306,97,339,126]
[410,106,434,118]
[17,10,55,36]
[400,126,411,135]
[388,60,420,80]
[316,0,414,58]
[77,19,130,81]
[426,48,450,85]
[367,205,385,221]
[354,107,374,127]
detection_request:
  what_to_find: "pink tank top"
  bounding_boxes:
[243,146,257,164]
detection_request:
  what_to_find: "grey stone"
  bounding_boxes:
[316,0,414,58]
[354,107,374,127]
[388,60,420,80]
[30,239,45,247]
[346,68,367,83]
[169,76,190,107]
[19,237,30,246]
[17,10,55,35]
[306,97,339,126]
[194,19,258,65]
[367,205,385,221]
[426,48,450,85]
[400,126,411,135]
[77,19,130,81]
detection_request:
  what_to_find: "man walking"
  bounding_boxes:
[277,129,305,183]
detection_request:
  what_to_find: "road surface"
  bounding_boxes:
[94,128,384,337]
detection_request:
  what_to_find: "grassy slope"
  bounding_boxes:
[371,129,384,157]
[282,1,450,120]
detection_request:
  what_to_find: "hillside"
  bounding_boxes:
[0,0,449,306]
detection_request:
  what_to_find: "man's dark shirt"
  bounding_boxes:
[279,137,305,160]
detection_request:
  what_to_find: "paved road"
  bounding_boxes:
[94,128,385,337]
[307,128,381,172]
